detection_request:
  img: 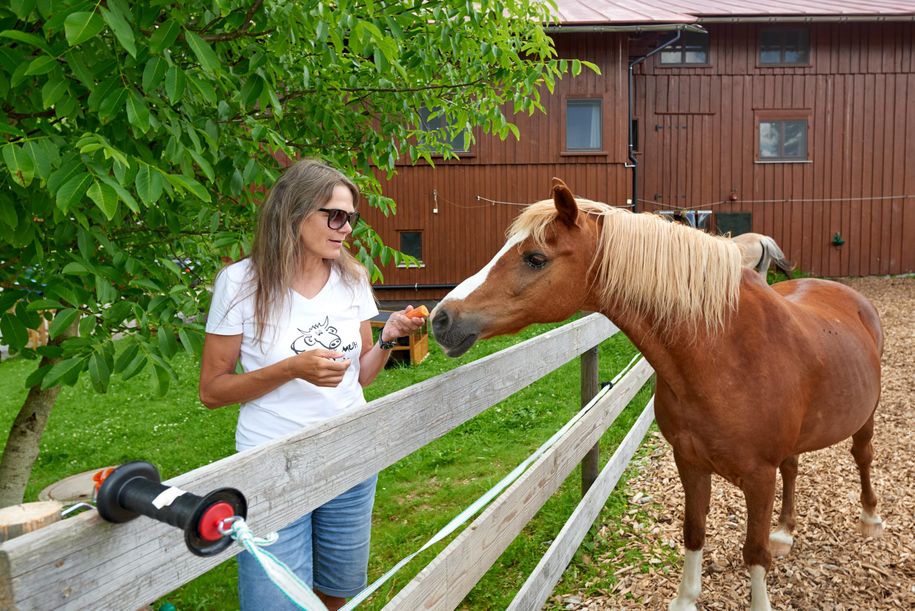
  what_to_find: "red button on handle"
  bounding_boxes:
[198,502,236,541]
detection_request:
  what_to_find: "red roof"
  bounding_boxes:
[553,1,915,25]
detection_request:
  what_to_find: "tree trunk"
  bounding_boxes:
[0,357,62,508]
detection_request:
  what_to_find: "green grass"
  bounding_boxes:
[0,319,653,610]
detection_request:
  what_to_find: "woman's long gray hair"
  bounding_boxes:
[248,159,367,342]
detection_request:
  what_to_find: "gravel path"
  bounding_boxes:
[557,275,914,610]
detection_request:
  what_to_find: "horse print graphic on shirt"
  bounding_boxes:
[291,317,342,353]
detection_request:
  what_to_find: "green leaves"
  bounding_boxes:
[126,90,150,133]
[142,58,168,92]
[87,180,118,219]
[135,165,163,205]
[56,172,92,212]
[49,308,80,340]
[149,20,181,54]
[0,313,29,351]
[41,73,69,108]
[165,173,210,202]
[0,0,570,401]
[25,55,58,76]
[42,356,87,389]
[0,29,51,54]
[2,143,35,187]
[183,30,222,75]
[64,11,105,47]
[100,6,136,57]
[87,350,112,392]
[165,66,186,103]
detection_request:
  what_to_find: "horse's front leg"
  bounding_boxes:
[741,466,778,611]
[669,453,711,611]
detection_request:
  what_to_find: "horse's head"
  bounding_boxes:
[432,178,601,357]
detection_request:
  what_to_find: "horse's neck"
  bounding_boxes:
[600,275,772,397]
[599,304,722,397]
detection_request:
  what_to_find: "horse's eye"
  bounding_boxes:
[524,252,548,270]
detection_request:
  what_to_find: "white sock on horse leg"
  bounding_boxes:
[748,565,772,611]
[858,510,884,537]
[769,527,793,556]
[668,548,702,611]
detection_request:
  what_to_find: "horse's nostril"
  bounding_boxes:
[432,309,450,336]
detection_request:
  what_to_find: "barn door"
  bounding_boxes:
[642,113,711,214]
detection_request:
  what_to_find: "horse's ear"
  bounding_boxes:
[551,178,578,227]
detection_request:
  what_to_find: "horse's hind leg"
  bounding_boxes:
[669,454,711,611]
[851,413,884,538]
[769,454,798,557]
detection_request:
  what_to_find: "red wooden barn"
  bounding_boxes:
[363,1,915,301]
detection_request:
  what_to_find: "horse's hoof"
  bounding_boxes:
[858,513,884,538]
[769,529,793,557]
[668,600,697,611]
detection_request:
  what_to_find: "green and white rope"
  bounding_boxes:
[222,517,327,611]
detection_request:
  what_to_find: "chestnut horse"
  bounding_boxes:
[431,179,883,610]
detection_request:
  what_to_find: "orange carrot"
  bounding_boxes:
[406,305,429,318]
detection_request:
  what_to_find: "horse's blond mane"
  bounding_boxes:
[509,199,743,334]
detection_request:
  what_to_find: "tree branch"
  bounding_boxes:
[193,0,271,42]
[4,107,55,120]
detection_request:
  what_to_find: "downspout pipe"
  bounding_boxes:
[628,29,698,212]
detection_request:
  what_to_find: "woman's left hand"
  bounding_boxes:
[380,305,427,342]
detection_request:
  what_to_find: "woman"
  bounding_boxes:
[199,159,425,610]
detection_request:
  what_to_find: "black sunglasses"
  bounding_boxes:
[318,208,360,230]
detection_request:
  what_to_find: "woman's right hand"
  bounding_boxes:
[200,334,353,409]
[285,349,351,387]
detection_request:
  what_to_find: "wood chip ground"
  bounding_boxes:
[552,276,914,610]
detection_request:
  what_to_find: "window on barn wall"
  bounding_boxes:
[565,99,602,151]
[419,107,469,153]
[758,119,808,161]
[659,31,709,65]
[759,28,810,65]
[397,230,424,267]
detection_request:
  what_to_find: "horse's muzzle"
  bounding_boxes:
[431,304,481,358]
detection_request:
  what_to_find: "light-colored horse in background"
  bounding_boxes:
[732,232,795,279]
[656,212,794,279]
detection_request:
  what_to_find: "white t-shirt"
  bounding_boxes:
[205,259,379,451]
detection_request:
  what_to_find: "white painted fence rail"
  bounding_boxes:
[0,313,654,610]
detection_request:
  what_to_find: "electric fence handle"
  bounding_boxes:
[94,461,247,557]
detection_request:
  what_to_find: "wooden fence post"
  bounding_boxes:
[580,346,599,495]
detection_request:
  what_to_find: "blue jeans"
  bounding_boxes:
[238,475,378,610]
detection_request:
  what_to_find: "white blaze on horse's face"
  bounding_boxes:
[439,231,528,305]
[431,230,529,357]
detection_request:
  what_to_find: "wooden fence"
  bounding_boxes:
[0,314,655,610]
